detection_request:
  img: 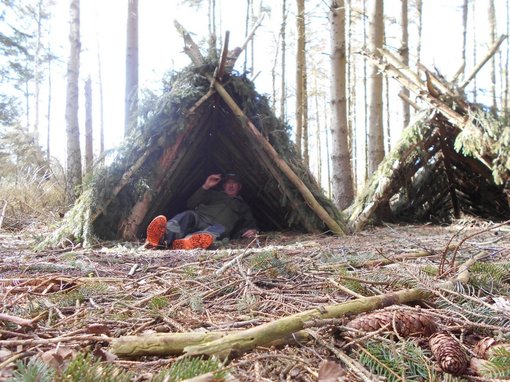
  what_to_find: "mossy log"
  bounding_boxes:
[111,329,310,358]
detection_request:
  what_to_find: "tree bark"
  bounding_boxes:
[400,0,410,128]
[84,76,93,174]
[295,0,305,158]
[280,0,287,121]
[65,0,82,203]
[488,0,497,114]
[461,0,468,77]
[33,0,43,145]
[97,40,105,155]
[125,0,139,136]
[330,0,354,210]
[415,0,423,67]
[367,0,385,176]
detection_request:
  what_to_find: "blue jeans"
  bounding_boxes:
[165,210,226,245]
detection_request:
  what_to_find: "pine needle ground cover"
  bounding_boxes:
[1,222,509,381]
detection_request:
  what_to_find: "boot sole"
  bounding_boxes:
[145,215,167,247]
[172,233,214,250]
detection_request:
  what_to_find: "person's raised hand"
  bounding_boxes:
[203,173,222,190]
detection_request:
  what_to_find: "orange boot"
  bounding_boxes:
[144,215,167,248]
[172,232,214,250]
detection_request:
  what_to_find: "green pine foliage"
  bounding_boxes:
[437,281,510,330]
[454,110,510,185]
[469,261,510,294]
[9,358,55,382]
[152,356,224,382]
[61,352,133,382]
[478,347,510,379]
[246,250,297,278]
[357,339,439,382]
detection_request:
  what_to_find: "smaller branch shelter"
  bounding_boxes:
[348,48,510,230]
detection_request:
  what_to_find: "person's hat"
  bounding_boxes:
[223,173,241,183]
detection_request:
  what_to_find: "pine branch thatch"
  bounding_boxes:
[41,62,345,247]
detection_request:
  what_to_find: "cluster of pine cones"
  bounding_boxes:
[344,308,508,376]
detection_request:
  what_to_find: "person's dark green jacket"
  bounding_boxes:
[187,187,257,237]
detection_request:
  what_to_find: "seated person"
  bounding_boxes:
[144,173,257,250]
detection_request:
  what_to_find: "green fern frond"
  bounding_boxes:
[152,356,224,382]
[357,339,439,382]
[9,358,55,382]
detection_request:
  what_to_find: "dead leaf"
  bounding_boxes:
[86,323,111,336]
[0,347,12,361]
[92,346,117,362]
[38,346,77,371]
[318,359,346,382]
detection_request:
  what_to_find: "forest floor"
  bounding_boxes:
[0,219,509,381]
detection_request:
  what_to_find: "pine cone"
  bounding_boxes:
[345,309,437,338]
[429,332,468,375]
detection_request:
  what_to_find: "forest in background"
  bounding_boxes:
[0,0,509,227]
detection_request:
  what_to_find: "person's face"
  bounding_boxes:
[223,179,242,197]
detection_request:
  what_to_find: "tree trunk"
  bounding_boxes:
[280,0,287,121]
[330,0,354,210]
[505,0,510,121]
[314,77,322,183]
[84,76,93,174]
[124,0,138,136]
[400,0,410,128]
[472,0,478,102]
[416,0,423,67]
[346,0,357,190]
[65,0,82,203]
[489,0,497,114]
[363,0,369,181]
[303,61,309,167]
[323,92,332,198]
[461,0,468,76]
[97,40,105,155]
[46,28,52,162]
[33,0,43,145]
[295,0,305,158]
[367,0,385,176]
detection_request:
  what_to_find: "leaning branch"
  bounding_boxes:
[210,78,347,235]
[173,20,205,66]
[459,34,507,90]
